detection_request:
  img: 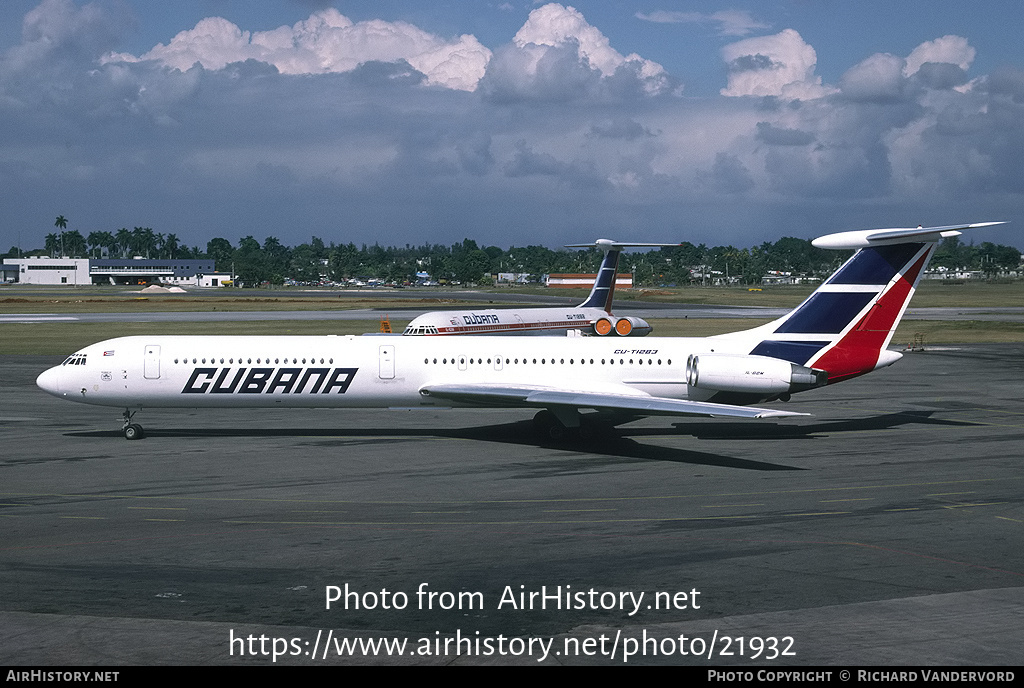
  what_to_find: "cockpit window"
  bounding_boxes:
[62,354,87,366]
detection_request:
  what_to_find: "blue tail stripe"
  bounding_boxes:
[774,292,876,334]
[578,249,622,310]
[827,243,924,285]
[749,340,830,365]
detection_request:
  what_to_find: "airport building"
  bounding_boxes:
[546,272,633,289]
[1,257,222,286]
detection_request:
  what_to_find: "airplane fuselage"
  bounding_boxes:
[40,334,743,410]
[403,306,613,336]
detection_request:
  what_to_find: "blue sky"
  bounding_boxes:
[2,0,1022,252]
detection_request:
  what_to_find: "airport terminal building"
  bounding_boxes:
[1,257,224,286]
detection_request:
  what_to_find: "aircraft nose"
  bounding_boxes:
[36,366,64,398]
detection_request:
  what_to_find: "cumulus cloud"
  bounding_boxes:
[839,52,908,102]
[1,0,128,85]
[480,3,670,100]
[755,122,815,146]
[904,35,975,77]
[2,0,1023,252]
[104,8,491,91]
[720,29,833,100]
[102,3,675,97]
[838,36,978,105]
[635,10,769,37]
[985,65,1024,103]
[697,152,755,193]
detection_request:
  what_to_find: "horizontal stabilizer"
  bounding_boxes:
[565,239,683,250]
[812,222,1005,250]
[420,383,808,419]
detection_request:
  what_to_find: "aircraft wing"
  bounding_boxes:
[419,384,807,419]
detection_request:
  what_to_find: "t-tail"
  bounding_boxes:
[715,222,1005,384]
[569,239,684,313]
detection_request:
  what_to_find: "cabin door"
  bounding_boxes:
[378,345,395,379]
[144,345,161,379]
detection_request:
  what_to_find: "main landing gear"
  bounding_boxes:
[532,409,602,442]
[122,408,145,440]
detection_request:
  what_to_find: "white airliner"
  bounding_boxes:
[402,240,679,337]
[36,223,1002,441]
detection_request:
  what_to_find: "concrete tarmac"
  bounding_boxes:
[2,347,1022,665]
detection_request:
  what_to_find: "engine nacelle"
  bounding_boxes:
[685,354,827,394]
[591,316,652,337]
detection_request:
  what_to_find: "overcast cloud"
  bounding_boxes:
[1,0,1021,251]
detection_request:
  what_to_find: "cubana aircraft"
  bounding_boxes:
[36,223,1001,441]
[402,239,679,337]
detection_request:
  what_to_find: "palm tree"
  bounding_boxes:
[45,233,61,256]
[115,228,132,258]
[133,227,156,258]
[88,231,115,258]
[63,230,87,257]
[54,215,67,257]
[164,233,180,259]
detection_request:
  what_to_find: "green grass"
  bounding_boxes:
[4,278,1022,312]
[0,294,504,314]
[615,279,1024,309]
[892,319,1024,344]
[7,317,1024,356]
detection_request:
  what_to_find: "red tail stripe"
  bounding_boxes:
[813,249,930,381]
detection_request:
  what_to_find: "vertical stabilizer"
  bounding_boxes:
[577,246,622,312]
[718,222,1004,383]
[566,239,683,313]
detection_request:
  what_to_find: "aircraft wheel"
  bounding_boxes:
[124,424,145,440]
[534,410,569,440]
[547,424,567,441]
[532,409,556,431]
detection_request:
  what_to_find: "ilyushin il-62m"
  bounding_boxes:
[36,223,1002,441]
[402,239,679,337]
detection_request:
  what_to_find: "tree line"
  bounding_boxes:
[35,225,186,261]
[121,233,1024,287]
[6,220,1022,287]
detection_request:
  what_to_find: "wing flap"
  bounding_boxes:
[419,384,807,419]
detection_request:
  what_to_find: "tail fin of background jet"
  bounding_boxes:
[717,222,1004,383]
[568,239,683,313]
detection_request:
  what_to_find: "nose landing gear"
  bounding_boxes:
[122,409,145,440]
